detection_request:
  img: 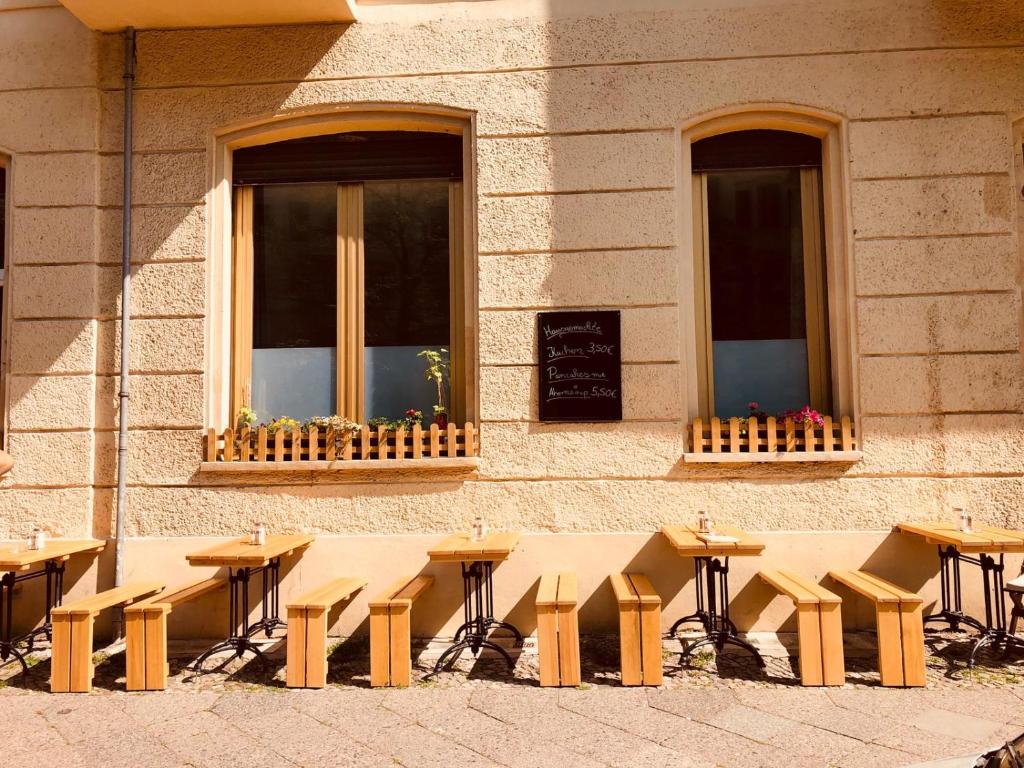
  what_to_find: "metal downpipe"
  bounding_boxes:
[114,28,136,592]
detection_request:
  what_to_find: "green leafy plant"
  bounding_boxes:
[266,416,300,435]
[418,348,449,417]
[304,415,361,434]
[236,406,258,430]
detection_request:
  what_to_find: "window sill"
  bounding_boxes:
[197,456,479,482]
[682,450,862,464]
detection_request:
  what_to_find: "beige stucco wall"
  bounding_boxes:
[1,0,1024,634]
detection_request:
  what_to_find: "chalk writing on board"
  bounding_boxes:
[538,311,622,422]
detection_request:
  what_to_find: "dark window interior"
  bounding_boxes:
[363,180,450,348]
[252,183,337,350]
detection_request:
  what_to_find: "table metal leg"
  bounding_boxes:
[925,545,985,633]
[0,558,68,673]
[679,557,764,668]
[192,560,284,676]
[671,557,711,636]
[966,553,1024,666]
[432,561,522,675]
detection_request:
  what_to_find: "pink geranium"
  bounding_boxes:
[781,405,825,428]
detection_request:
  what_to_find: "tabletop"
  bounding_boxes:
[661,524,765,558]
[895,522,1024,554]
[0,538,105,572]
[186,533,314,567]
[427,531,520,562]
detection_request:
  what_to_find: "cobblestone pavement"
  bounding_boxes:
[2,631,1023,768]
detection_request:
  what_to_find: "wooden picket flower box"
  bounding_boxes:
[204,422,478,465]
[685,416,860,463]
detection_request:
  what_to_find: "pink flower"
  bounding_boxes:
[747,401,760,411]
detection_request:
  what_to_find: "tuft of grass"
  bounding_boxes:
[689,650,715,669]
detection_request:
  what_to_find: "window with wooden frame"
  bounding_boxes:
[691,129,832,421]
[229,131,468,426]
[0,160,7,441]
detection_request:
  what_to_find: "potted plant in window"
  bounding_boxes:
[418,348,450,428]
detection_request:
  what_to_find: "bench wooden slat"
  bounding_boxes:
[828,570,901,603]
[128,577,226,614]
[845,570,922,604]
[54,581,164,617]
[760,569,819,604]
[760,570,840,605]
[392,575,434,605]
[288,576,367,610]
[626,573,661,606]
[610,572,638,605]
[370,576,421,608]
[556,572,578,605]
[536,573,560,607]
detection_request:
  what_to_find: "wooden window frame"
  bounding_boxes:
[219,110,475,430]
[230,178,465,424]
[679,106,857,424]
[691,166,831,419]
[0,154,10,446]
[211,107,478,432]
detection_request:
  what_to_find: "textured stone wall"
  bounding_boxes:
[1,0,1023,540]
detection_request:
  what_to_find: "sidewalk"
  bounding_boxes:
[2,633,1022,768]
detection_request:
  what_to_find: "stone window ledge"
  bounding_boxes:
[197,457,479,483]
[682,451,862,464]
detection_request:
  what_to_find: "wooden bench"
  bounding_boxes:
[124,577,227,691]
[828,569,925,687]
[536,572,581,687]
[758,570,845,686]
[369,575,433,687]
[50,581,163,693]
[286,576,366,689]
[610,573,662,686]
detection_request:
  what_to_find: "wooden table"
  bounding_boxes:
[0,538,105,673]
[661,524,766,667]
[186,534,313,671]
[427,531,521,673]
[896,521,1024,666]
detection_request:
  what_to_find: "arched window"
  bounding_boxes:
[682,109,854,425]
[215,112,476,431]
[692,129,829,418]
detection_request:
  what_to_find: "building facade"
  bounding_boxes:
[1,0,1023,636]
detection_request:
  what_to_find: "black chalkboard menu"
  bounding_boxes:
[538,310,622,422]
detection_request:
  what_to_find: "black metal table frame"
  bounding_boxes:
[191,557,284,674]
[0,559,66,674]
[671,556,765,668]
[924,544,1024,667]
[432,560,522,674]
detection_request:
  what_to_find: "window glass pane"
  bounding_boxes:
[250,184,336,422]
[706,168,810,417]
[363,180,450,421]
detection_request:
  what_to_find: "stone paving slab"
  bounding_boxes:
[1,631,1022,768]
